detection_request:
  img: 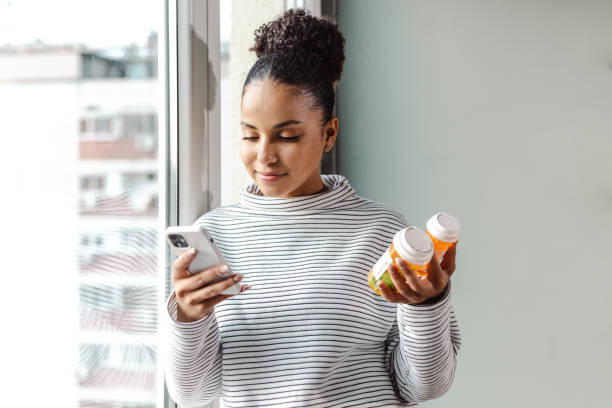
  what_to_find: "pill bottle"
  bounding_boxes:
[426,212,460,262]
[367,226,434,295]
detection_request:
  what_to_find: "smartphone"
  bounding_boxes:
[165,225,241,295]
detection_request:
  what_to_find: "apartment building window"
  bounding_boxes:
[79,116,116,140]
[121,113,157,137]
[80,175,106,191]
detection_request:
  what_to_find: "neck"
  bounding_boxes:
[313,183,328,194]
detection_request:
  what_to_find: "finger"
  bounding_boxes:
[441,244,457,276]
[395,258,429,293]
[387,263,421,300]
[377,281,404,303]
[188,272,244,304]
[427,255,446,290]
[181,263,232,293]
[397,257,437,298]
[198,283,251,314]
[172,247,197,280]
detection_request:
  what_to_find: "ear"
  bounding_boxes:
[322,117,339,145]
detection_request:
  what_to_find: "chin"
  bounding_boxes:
[257,185,290,197]
[252,172,292,196]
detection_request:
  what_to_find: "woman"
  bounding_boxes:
[163,9,461,408]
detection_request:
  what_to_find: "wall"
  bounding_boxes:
[0,48,81,81]
[337,1,612,406]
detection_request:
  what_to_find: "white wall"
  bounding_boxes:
[0,49,81,81]
[78,79,157,111]
[337,1,612,406]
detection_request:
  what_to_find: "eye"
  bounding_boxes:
[241,134,302,141]
[279,135,301,141]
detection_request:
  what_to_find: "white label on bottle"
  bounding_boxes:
[373,248,393,280]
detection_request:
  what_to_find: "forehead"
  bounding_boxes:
[241,79,316,123]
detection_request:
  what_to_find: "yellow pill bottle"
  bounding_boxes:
[426,212,460,262]
[367,226,434,295]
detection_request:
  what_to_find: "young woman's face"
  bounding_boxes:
[240,78,338,198]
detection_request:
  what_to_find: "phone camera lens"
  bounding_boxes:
[169,234,188,248]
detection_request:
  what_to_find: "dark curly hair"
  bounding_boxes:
[243,8,346,126]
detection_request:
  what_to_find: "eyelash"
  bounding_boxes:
[242,135,300,141]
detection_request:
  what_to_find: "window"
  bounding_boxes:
[79,116,116,140]
[0,1,161,407]
[80,176,106,191]
[121,113,157,137]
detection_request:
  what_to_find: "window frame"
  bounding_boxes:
[158,0,222,407]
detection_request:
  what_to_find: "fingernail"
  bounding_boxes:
[233,273,243,282]
[188,248,196,256]
[220,264,230,272]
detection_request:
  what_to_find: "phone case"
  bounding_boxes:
[166,225,241,295]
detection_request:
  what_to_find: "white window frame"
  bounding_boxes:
[158,0,222,407]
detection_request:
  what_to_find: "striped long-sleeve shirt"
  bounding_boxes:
[163,174,461,407]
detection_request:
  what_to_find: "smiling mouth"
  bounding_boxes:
[256,171,287,181]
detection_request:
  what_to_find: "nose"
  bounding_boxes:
[256,139,278,165]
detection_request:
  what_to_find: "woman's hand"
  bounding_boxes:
[173,248,250,322]
[378,244,457,305]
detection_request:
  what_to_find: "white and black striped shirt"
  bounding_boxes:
[163,174,461,407]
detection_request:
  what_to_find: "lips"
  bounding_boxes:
[257,171,286,182]
[259,171,286,176]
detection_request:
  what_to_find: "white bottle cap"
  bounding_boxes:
[392,226,434,266]
[426,212,461,243]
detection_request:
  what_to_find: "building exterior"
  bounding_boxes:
[1,35,159,407]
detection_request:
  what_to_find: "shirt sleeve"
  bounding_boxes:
[162,289,223,407]
[383,281,461,403]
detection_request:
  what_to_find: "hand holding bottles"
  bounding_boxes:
[377,243,456,304]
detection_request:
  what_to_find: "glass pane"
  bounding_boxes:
[0,1,160,407]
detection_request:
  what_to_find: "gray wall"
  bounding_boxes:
[337,1,612,406]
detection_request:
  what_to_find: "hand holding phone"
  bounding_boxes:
[166,226,250,322]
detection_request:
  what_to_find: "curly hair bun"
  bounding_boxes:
[249,8,346,84]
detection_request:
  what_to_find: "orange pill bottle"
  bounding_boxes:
[367,226,434,295]
[426,212,460,262]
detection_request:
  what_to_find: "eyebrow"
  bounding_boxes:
[240,120,303,130]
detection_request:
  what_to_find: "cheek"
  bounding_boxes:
[299,139,324,165]
[239,142,253,168]
[283,144,311,168]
